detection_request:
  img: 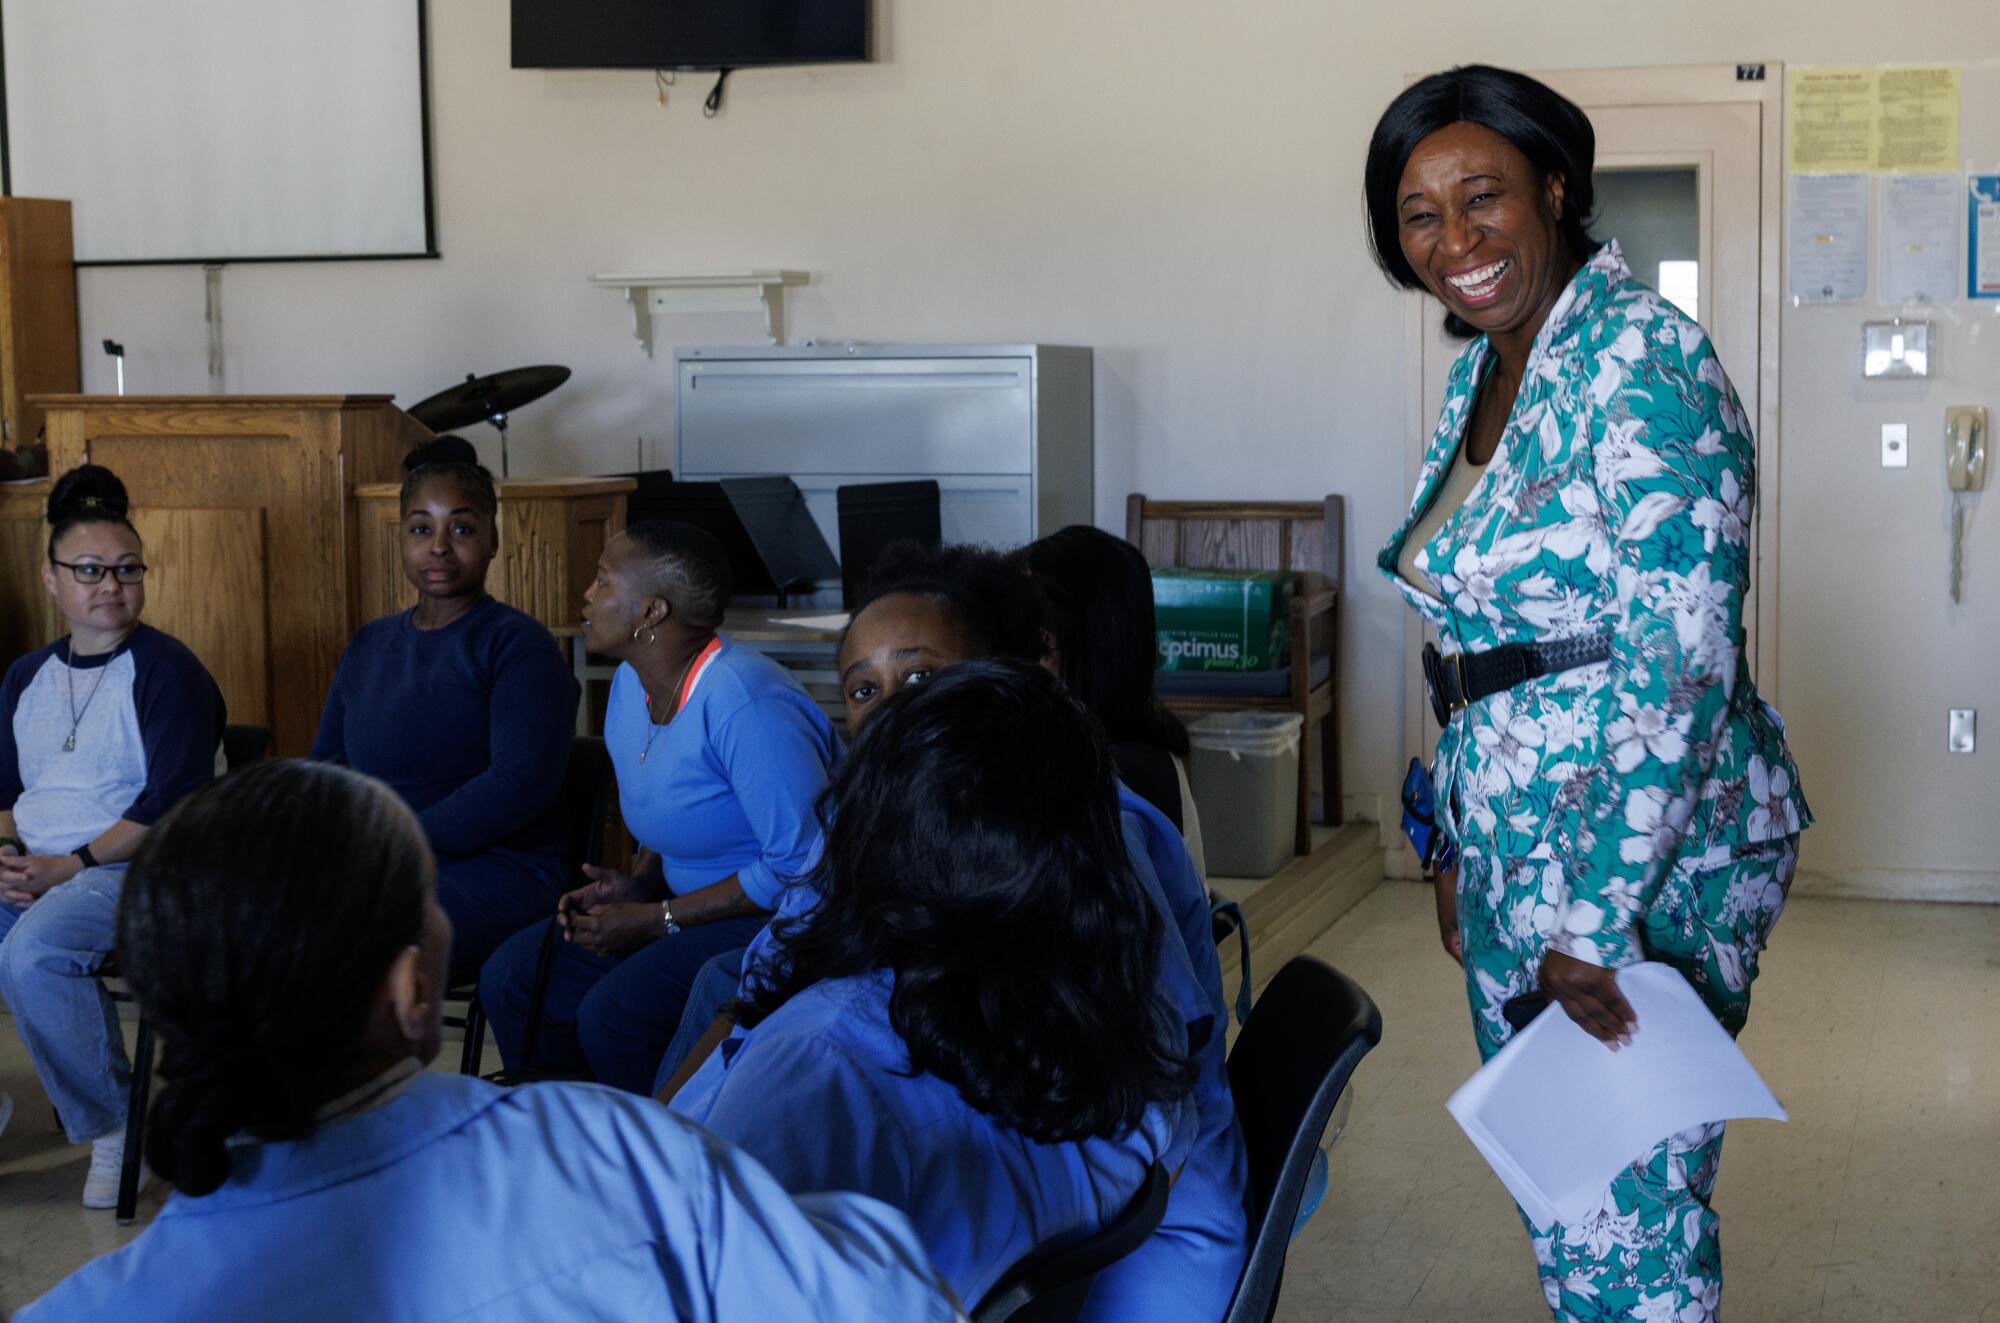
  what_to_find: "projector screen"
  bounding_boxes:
[0,0,434,264]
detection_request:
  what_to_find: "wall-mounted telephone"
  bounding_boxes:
[1946,405,1987,604]
[1947,405,1988,492]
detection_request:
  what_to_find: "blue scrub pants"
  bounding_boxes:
[479,915,765,1094]
[435,847,567,986]
[0,866,129,1143]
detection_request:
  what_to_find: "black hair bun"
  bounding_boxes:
[47,463,131,525]
[403,434,481,473]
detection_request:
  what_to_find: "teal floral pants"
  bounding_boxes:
[1456,836,1800,1322]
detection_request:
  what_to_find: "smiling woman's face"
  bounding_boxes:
[1395,121,1572,343]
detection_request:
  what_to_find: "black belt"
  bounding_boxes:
[1422,634,1611,726]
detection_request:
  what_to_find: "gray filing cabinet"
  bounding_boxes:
[674,343,1093,558]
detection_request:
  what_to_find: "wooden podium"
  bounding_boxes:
[38,395,430,755]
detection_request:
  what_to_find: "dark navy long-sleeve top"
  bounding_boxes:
[311,597,577,861]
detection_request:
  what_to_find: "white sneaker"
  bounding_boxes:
[83,1130,148,1210]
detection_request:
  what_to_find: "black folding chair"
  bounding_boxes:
[1221,956,1383,1323]
[452,735,614,1079]
[112,723,272,1223]
[971,1162,1171,1323]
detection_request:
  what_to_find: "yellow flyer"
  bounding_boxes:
[1790,68,1876,173]
[1876,67,1959,173]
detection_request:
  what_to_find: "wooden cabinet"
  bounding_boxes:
[38,395,430,755]
[0,200,80,449]
[354,477,632,634]
[0,479,60,657]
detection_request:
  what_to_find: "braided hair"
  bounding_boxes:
[116,761,430,1196]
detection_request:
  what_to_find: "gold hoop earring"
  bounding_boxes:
[631,625,658,646]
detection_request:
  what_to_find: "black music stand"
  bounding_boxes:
[836,481,942,608]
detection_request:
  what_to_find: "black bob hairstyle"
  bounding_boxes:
[400,434,498,519]
[1014,525,1189,759]
[853,540,1047,665]
[118,760,430,1197]
[737,659,1195,1144]
[1364,64,1600,339]
[46,463,139,562]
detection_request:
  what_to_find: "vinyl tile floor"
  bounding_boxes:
[1273,884,2000,1323]
[0,886,1995,1319]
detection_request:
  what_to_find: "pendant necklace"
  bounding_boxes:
[639,646,702,764]
[62,654,110,753]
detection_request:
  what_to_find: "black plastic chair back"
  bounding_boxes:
[1222,957,1383,1323]
[221,724,272,770]
[557,736,614,873]
[972,1161,1171,1323]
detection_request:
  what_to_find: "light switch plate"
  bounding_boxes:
[1862,319,1933,378]
[1882,423,1909,467]
[1948,708,1976,754]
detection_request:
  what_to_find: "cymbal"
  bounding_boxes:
[409,365,571,431]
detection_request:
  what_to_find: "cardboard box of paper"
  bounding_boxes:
[1152,568,1293,672]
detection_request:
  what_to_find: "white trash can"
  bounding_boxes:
[1185,711,1303,878]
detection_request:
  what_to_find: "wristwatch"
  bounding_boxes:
[73,843,100,870]
[660,898,682,937]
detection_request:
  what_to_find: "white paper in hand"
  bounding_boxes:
[1445,962,1786,1228]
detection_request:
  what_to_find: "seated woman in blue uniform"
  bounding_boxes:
[0,464,225,1209]
[479,521,839,1093]
[1017,525,1206,872]
[18,759,961,1323]
[671,659,1197,1308]
[311,438,577,980]
[1017,525,1252,1322]
[649,540,1047,1098]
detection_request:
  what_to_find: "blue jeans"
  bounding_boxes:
[0,866,129,1143]
[650,946,746,1096]
[477,914,765,1095]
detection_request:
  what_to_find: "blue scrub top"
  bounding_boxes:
[20,1072,961,1323]
[674,969,1193,1308]
[604,638,839,907]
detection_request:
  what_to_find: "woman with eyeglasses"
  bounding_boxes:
[0,463,225,1209]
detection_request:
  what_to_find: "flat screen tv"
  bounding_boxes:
[512,1,869,70]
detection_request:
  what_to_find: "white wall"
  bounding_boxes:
[66,0,2000,846]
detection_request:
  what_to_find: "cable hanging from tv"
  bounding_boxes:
[704,68,732,118]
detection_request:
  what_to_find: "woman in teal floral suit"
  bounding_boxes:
[1366,66,1811,1320]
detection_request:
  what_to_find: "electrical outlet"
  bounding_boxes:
[1948,708,1976,754]
[1882,423,1909,468]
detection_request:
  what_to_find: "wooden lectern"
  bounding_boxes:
[38,395,430,755]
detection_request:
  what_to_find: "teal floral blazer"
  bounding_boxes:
[1379,242,1811,971]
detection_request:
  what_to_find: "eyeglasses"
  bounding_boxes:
[51,560,148,585]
